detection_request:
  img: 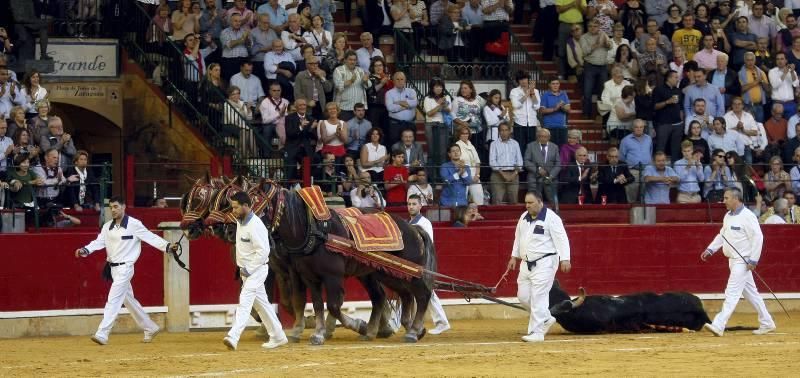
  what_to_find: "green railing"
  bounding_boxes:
[123,2,271,177]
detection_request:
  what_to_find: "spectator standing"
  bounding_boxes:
[684,70,726,118]
[366,57,393,135]
[250,14,279,87]
[39,117,76,169]
[730,16,759,70]
[345,103,373,158]
[220,14,252,81]
[323,33,350,76]
[363,0,394,44]
[763,156,791,203]
[597,66,629,124]
[671,14,702,60]
[489,122,523,204]
[587,0,618,37]
[725,97,766,163]
[183,33,217,84]
[21,70,47,116]
[597,146,634,204]
[384,72,417,148]
[580,20,612,118]
[384,149,409,205]
[539,78,571,147]
[509,71,541,150]
[481,0,514,57]
[281,14,308,64]
[606,85,637,144]
[334,51,371,121]
[645,0,669,27]
[438,5,472,63]
[687,120,711,165]
[0,66,25,121]
[230,61,265,115]
[619,0,646,42]
[64,150,100,211]
[423,78,453,167]
[440,144,473,207]
[294,56,331,119]
[199,0,224,54]
[224,86,256,156]
[637,18,671,58]
[535,0,557,61]
[455,126,485,205]
[33,148,66,207]
[556,0,587,80]
[6,155,41,208]
[309,0,336,33]
[653,70,684,160]
[360,128,388,184]
[319,102,349,160]
[453,80,486,150]
[619,119,653,202]
[355,32,384,72]
[643,151,679,204]
[524,128,561,202]
[776,14,800,54]
[284,98,319,181]
[0,120,13,178]
[769,52,799,119]
[304,15,332,57]
[172,0,200,43]
[673,141,705,203]
[790,147,800,195]
[226,0,255,28]
[264,39,296,102]
[748,1,778,42]
[10,129,40,166]
[783,129,800,182]
[259,83,290,156]
[707,54,741,111]
[694,34,723,72]
[738,52,770,123]
[659,4,683,40]
[483,89,511,144]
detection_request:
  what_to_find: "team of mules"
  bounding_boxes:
[179,174,437,344]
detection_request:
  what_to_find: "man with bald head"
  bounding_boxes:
[264,39,296,101]
[384,71,418,147]
[559,146,594,204]
[294,55,332,119]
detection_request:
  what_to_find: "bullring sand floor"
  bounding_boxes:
[2,313,799,376]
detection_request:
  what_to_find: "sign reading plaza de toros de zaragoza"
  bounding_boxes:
[35,38,120,78]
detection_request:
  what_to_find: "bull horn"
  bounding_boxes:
[571,287,586,308]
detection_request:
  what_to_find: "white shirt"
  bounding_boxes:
[768,67,799,102]
[235,212,271,275]
[483,104,510,141]
[303,29,333,56]
[0,135,13,172]
[263,50,295,79]
[705,205,764,263]
[511,208,571,262]
[230,72,265,104]
[409,214,434,242]
[423,95,452,123]
[789,114,800,140]
[407,185,434,206]
[764,214,787,224]
[723,111,757,144]
[355,47,384,72]
[82,215,170,264]
[351,186,386,208]
[509,86,541,127]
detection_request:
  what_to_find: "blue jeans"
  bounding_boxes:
[583,63,608,117]
[745,103,764,123]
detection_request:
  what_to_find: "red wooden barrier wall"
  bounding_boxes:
[1,225,797,312]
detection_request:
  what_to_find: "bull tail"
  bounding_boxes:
[724,326,759,331]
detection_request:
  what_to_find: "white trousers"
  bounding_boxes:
[96,264,158,340]
[428,291,449,326]
[711,259,775,331]
[468,183,485,205]
[517,255,558,335]
[226,264,285,344]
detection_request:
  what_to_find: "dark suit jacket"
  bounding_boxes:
[62,166,100,208]
[706,69,741,108]
[437,17,470,50]
[523,141,561,190]
[365,0,392,33]
[597,162,635,204]
[284,112,318,158]
[390,141,425,167]
[559,162,594,204]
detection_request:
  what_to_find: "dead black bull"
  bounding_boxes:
[547,281,713,333]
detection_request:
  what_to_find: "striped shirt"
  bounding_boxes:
[333,65,371,111]
[481,0,512,21]
[220,27,250,58]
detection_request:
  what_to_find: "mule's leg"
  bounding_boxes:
[308,281,327,346]
[407,282,433,343]
[356,274,386,341]
[324,276,367,336]
[377,297,396,338]
[285,269,308,342]
[398,289,415,331]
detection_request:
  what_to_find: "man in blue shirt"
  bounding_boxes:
[539,78,571,146]
[673,141,705,203]
[385,71,418,148]
[257,0,288,33]
[643,151,679,204]
[684,70,726,118]
[440,144,472,206]
[619,119,653,203]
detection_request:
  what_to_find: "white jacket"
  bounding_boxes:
[511,208,570,263]
[706,205,764,263]
[235,212,271,275]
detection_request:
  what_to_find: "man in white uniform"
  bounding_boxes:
[701,187,776,336]
[506,191,571,342]
[224,191,288,350]
[407,194,450,335]
[74,197,180,345]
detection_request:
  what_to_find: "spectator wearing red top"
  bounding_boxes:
[383,149,409,205]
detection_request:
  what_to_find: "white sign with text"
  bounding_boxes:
[36,38,119,78]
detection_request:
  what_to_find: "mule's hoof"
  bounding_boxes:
[403,334,419,343]
[287,335,301,343]
[323,332,333,340]
[358,335,374,341]
[309,335,325,346]
[417,328,427,341]
[356,319,368,336]
[377,329,395,339]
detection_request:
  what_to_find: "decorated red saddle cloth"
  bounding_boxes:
[334,207,404,252]
[298,185,332,221]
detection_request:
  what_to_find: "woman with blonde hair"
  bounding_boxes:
[319,101,349,161]
[763,156,791,203]
[323,32,350,75]
[455,125,484,205]
[223,85,255,155]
